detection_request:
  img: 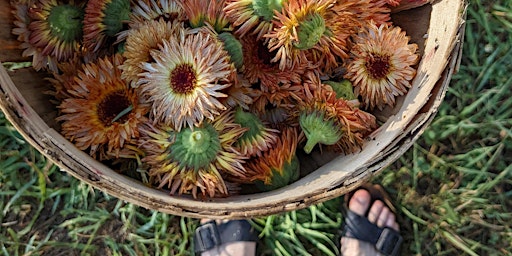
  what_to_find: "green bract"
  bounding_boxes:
[253,0,284,21]
[324,80,356,100]
[103,0,130,37]
[48,4,84,42]
[218,32,244,70]
[294,13,325,50]
[169,124,221,171]
[299,111,343,154]
[234,108,264,142]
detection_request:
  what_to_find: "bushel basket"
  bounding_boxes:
[0,0,466,219]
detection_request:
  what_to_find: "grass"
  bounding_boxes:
[1,0,512,255]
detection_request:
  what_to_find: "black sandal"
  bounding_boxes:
[341,184,403,256]
[194,219,258,255]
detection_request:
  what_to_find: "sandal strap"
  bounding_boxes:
[194,220,257,254]
[343,209,403,256]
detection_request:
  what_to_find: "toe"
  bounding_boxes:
[348,189,371,216]
[368,200,384,223]
[386,214,400,231]
[376,204,390,228]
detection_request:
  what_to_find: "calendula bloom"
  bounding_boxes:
[298,72,377,154]
[217,32,244,70]
[240,34,306,92]
[120,19,188,86]
[140,110,248,198]
[28,0,85,61]
[46,56,85,102]
[234,108,279,157]
[266,0,360,74]
[138,31,235,130]
[259,106,292,128]
[237,126,300,191]
[224,0,285,39]
[344,22,418,110]
[331,0,389,28]
[11,0,85,71]
[83,0,130,53]
[57,54,150,158]
[179,0,230,32]
[252,82,305,115]
[116,0,185,43]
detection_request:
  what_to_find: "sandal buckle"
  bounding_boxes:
[376,227,403,256]
[194,221,221,253]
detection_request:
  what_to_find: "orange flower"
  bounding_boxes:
[240,33,306,92]
[179,0,230,32]
[297,72,377,154]
[237,127,300,191]
[11,0,85,71]
[83,0,130,53]
[57,54,150,158]
[224,0,285,39]
[120,19,189,86]
[344,22,419,110]
[234,108,279,157]
[265,0,359,74]
[140,110,248,198]
[116,0,186,43]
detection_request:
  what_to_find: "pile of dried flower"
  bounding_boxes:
[11,0,419,198]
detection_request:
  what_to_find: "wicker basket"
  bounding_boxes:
[0,0,466,219]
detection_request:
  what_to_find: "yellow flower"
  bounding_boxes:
[344,22,419,110]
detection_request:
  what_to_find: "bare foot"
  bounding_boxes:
[340,186,400,256]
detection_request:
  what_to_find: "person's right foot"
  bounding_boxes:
[340,185,400,256]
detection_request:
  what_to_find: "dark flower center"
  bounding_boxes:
[257,40,275,65]
[170,64,197,94]
[366,54,391,79]
[98,90,132,125]
[48,4,84,42]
